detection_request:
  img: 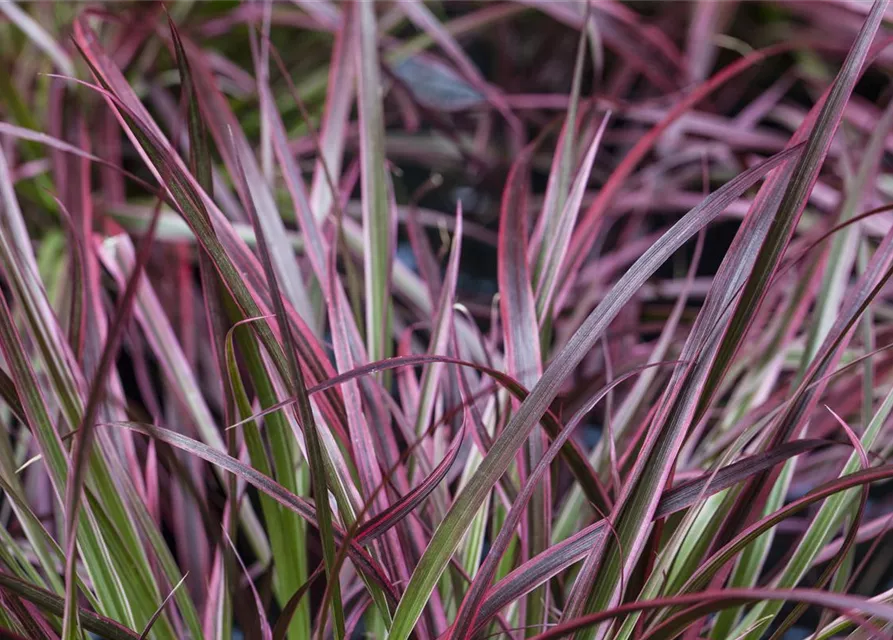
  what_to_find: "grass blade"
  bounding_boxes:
[497,145,549,633]
[356,0,394,365]
[231,134,346,638]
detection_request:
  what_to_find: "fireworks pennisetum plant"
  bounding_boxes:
[2,1,893,639]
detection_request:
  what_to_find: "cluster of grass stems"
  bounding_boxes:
[4,1,893,639]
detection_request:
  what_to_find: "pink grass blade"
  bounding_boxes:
[532,13,592,307]
[259,73,328,283]
[534,113,610,328]
[0,122,157,195]
[497,143,550,633]
[685,0,734,83]
[404,180,444,306]
[412,204,462,446]
[0,593,57,640]
[327,263,387,501]
[309,9,355,222]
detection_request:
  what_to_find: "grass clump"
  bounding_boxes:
[2,2,893,639]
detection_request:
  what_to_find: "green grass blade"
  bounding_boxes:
[355,0,394,365]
